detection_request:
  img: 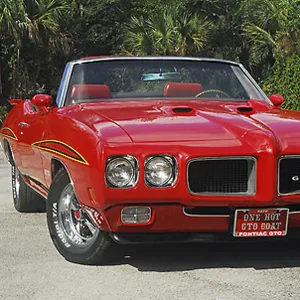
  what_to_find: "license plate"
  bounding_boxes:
[233,208,289,238]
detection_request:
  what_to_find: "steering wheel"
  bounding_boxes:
[195,89,231,98]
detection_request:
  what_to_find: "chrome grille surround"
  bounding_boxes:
[187,156,257,196]
[278,155,300,196]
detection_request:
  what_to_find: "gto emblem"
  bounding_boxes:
[292,176,299,182]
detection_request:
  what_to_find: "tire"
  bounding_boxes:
[12,164,46,213]
[46,168,121,265]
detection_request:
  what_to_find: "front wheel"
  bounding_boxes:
[47,168,121,265]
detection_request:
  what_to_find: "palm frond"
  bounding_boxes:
[124,16,153,55]
[124,6,211,56]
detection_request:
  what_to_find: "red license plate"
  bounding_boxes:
[233,208,289,238]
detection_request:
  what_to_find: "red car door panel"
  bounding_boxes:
[17,101,46,187]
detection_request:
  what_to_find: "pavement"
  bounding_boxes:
[1,153,300,300]
[0,144,5,164]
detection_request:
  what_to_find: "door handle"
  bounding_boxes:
[18,122,30,128]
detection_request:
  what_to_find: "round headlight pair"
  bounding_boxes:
[145,156,176,187]
[106,155,176,188]
[106,156,137,188]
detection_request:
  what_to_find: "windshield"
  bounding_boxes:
[65,59,267,105]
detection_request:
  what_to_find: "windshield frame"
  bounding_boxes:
[56,57,272,107]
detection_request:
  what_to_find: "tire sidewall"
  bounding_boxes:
[11,165,17,202]
[47,169,105,262]
[12,165,21,210]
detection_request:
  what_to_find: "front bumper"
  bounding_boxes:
[103,203,300,233]
[110,228,300,244]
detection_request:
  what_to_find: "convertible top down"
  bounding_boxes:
[1,56,300,264]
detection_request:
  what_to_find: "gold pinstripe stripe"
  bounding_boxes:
[0,127,18,140]
[32,140,89,165]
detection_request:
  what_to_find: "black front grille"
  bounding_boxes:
[279,157,300,194]
[187,158,255,194]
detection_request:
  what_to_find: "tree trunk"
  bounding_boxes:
[0,64,3,96]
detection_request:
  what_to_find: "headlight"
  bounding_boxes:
[106,156,138,188]
[145,155,177,187]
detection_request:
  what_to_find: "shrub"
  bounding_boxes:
[261,55,300,110]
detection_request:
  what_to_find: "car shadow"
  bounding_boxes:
[121,241,300,272]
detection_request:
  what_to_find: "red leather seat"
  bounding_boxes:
[71,84,112,100]
[164,82,203,97]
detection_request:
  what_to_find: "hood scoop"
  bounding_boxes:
[172,107,194,113]
[237,106,253,113]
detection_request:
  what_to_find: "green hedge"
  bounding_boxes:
[262,55,300,110]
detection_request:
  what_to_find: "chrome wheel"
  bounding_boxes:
[57,184,99,247]
[48,168,121,264]
[13,166,20,201]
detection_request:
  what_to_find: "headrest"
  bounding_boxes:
[71,84,112,100]
[164,82,203,97]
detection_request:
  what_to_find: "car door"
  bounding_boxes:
[17,101,46,187]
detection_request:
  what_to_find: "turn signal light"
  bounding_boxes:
[121,207,151,224]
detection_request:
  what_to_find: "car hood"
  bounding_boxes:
[251,110,300,151]
[78,100,300,144]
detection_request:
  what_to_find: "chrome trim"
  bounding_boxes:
[184,208,300,217]
[186,156,257,196]
[278,155,300,196]
[57,183,99,247]
[18,122,30,128]
[13,166,20,201]
[57,63,75,107]
[71,56,241,66]
[144,155,178,188]
[25,181,47,199]
[121,207,152,224]
[19,172,48,199]
[183,208,229,218]
[105,155,139,188]
[239,64,272,105]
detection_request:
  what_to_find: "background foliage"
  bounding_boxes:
[1,0,300,114]
[262,55,300,110]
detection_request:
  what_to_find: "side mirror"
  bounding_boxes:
[31,94,53,112]
[9,99,24,106]
[269,94,284,107]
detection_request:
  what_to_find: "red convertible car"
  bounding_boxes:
[1,56,299,264]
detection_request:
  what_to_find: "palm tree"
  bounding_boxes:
[124,16,154,55]
[0,0,68,47]
[174,9,211,56]
[0,0,69,98]
[242,0,300,74]
[124,6,212,56]
[21,0,69,52]
[0,0,25,97]
[0,0,27,45]
[148,9,176,55]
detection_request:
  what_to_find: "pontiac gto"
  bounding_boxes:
[1,56,299,264]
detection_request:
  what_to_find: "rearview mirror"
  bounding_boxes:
[141,72,182,82]
[31,94,53,112]
[269,94,284,107]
